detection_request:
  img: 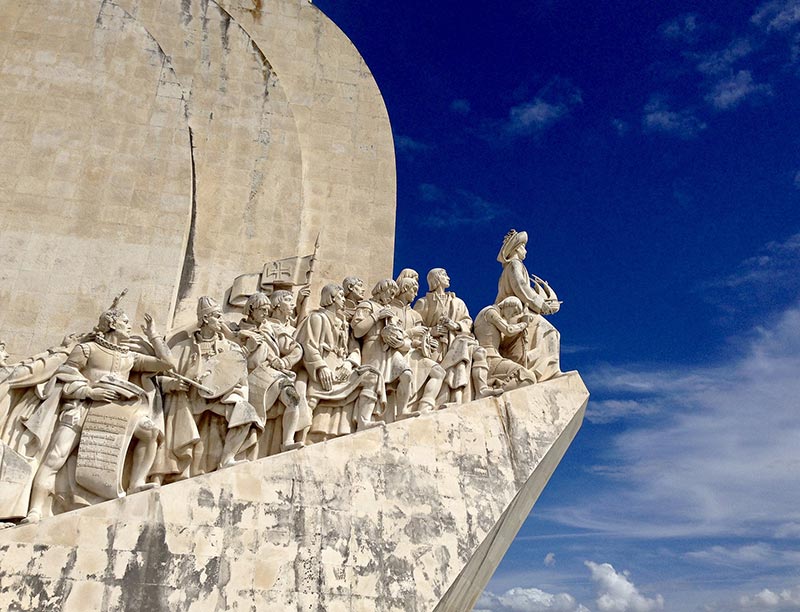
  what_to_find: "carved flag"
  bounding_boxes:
[260,254,315,289]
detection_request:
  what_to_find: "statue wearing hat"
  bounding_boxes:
[495,229,562,381]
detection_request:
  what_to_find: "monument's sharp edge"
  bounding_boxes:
[0,373,587,612]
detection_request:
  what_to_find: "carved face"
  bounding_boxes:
[500,301,523,319]
[203,309,224,332]
[276,293,295,315]
[250,304,270,324]
[333,288,345,310]
[0,343,8,365]
[348,279,365,301]
[515,244,527,260]
[113,314,133,339]
[375,285,397,305]
[401,280,418,303]
[437,270,451,290]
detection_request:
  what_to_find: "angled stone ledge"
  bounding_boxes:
[0,372,587,611]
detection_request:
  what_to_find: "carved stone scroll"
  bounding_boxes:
[75,402,142,499]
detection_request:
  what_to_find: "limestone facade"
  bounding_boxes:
[0,0,396,359]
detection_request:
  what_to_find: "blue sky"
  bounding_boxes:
[313,1,800,610]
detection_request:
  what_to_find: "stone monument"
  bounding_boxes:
[0,1,588,610]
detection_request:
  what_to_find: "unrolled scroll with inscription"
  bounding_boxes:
[75,402,143,499]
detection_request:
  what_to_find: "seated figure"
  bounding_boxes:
[474,297,537,391]
[23,294,173,523]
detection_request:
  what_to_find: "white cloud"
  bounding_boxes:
[585,399,660,425]
[394,134,431,155]
[738,586,800,609]
[642,98,706,138]
[504,79,582,136]
[544,552,556,567]
[418,184,503,227]
[685,543,800,567]
[543,300,800,540]
[695,38,754,75]
[704,70,772,109]
[660,13,700,42]
[585,562,664,612]
[450,98,471,115]
[752,0,800,32]
[477,587,589,612]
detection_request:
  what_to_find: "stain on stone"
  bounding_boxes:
[180,0,193,26]
[219,13,231,52]
[197,486,216,508]
[176,126,198,307]
[247,0,262,22]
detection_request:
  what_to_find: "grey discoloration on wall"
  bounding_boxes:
[0,373,587,611]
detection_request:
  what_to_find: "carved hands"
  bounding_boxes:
[87,386,120,402]
[162,377,189,394]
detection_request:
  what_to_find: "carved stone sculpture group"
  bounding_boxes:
[0,230,562,526]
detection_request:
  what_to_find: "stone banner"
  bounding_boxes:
[75,403,142,500]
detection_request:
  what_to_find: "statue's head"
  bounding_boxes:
[243,292,270,324]
[372,279,398,305]
[395,268,419,285]
[95,289,132,339]
[497,229,529,263]
[270,289,295,316]
[498,296,524,319]
[397,277,419,303]
[320,284,345,309]
[342,276,365,301]
[197,296,223,331]
[426,268,450,291]
[0,341,9,366]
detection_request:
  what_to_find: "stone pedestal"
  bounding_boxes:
[0,373,587,611]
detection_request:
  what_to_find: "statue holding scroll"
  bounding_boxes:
[295,284,384,441]
[23,293,174,523]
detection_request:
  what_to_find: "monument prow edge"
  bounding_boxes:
[0,373,587,612]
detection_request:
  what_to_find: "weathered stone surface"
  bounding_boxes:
[0,0,396,358]
[0,372,587,611]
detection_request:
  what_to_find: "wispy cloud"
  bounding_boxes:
[503,78,583,136]
[705,584,800,611]
[642,97,706,138]
[685,543,800,568]
[394,134,431,156]
[585,562,664,612]
[704,69,772,109]
[418,183,502,227]
[476,586,589,612]
[752,0,800,32]
[705,232,800,316]
[542,301,800,540]
[545,552,557,567]
[694,38,754,75]
[585,399,660,425]
[659,13,701,43]
[450,98,471,115]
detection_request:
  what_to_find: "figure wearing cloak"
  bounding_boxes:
[295,284,384,442]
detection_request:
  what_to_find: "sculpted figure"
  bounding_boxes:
[414,269,499,404]
[0,336,83,523]
[495,230,561,381]
[342,276,366,323]
[295,284,384,441]
[237,293,307,456]
[155,297,260,481]
[474,297,537,391]
[23,296,173,523]
[391,276,446,413]
[352,280,416,421]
